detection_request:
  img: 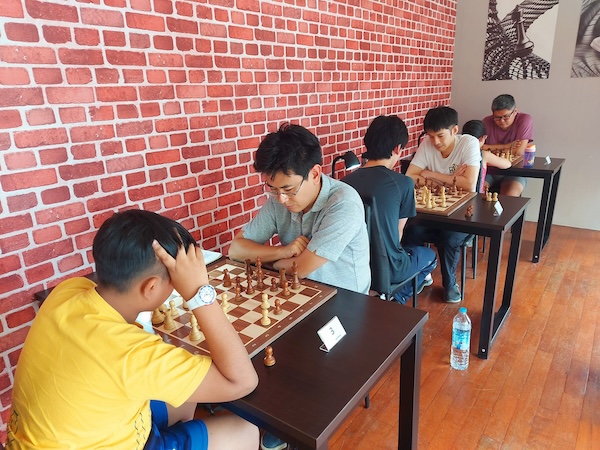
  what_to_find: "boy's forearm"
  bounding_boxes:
[193,304,257,391]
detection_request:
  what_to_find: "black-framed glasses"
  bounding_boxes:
[263,178,305,199]
[493,109,515,122]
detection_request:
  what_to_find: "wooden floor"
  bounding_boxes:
[329,222,600,449]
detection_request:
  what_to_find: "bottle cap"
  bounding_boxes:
[459,307,467,313]
[526,143,536,151]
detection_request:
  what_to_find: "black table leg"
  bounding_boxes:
[532,174,552,263]
[493,212,524,340]
[478,232,503,359]
[542,167,561,249]
[399,330,422,449]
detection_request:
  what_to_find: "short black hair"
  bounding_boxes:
[423,106,458,133]
[254,123,323,179]
[363,115,409,160]
[93,209,196,292]
[462,120,487,139]
[491,94,516,111]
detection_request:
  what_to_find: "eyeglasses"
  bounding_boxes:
[263,178,305,199]
[493,110,516,122]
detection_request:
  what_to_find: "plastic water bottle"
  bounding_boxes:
[451,307,471,370]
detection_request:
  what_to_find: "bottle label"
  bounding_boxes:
[452,328,470,351]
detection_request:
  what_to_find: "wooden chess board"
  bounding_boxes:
[415,187,477,216]
[153,259,337,358]
[487,150,524,167]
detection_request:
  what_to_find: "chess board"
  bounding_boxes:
[415,186,477,216]
[487,150,524,167]
[153,259,337,358]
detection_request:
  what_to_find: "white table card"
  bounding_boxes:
[317,316,346,352]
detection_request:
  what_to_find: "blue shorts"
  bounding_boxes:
[144,401,208,450]
[485,174,527,191]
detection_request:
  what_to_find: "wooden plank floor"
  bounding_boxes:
[328,222,600,449]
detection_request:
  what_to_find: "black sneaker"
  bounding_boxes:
[445,283,461,303]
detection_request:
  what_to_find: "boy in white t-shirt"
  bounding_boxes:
[404,106,481,303]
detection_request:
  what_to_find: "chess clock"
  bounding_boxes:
[188,284,217,309]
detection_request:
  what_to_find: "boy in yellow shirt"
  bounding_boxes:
[7,210,259,450]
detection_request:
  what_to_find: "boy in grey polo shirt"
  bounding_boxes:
[229,123,370,295]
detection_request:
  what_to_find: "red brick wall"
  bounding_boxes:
[0,0,456,440]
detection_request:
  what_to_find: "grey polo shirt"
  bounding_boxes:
[241,175,371,294]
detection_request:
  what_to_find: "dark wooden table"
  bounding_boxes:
[223,288,428,450]
[411,194,530,359]
[488,157,565,263]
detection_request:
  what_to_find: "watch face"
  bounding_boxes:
[198,285,216,304]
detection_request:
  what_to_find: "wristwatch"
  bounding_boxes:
[187,285,216,310]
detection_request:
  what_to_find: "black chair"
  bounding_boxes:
[360,193,420,410]
[361,194,420,307]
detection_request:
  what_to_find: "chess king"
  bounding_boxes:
[7,209,259,450]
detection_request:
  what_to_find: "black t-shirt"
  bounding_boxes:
[343,166,416,281]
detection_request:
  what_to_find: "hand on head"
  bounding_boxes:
[152,239,209,300]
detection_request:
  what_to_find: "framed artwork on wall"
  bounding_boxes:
[482,0,560,80]
[571,0,600,77]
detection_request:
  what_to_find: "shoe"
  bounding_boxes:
[417,274,434,294]
[445,283,462,303]
[261,432,288,450]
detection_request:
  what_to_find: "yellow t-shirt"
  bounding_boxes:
[7,278,211,449]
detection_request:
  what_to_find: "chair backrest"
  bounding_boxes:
[361,194,392,297]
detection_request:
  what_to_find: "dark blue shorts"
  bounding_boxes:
[144,400,208,450]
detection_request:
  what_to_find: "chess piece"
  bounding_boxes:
[264,345,276,366]
[256,270,265,290]
[151,308,165,325]
[163,308,176,331]
[274,298,282,315]
[246,274,255,295]
[278,268,286,288]
[492,192,498,202]
[256,256,262,273]
[234,284,242,302]
[189,315,202,341]
[270,277,278,292]
[222,268,231,287]
[221,292,229,314]
[486,191,493,202]
[169,299,179,318]
[182,297,189,310]
[291,262,301,289]
[245,259,253,278]
[261,293,270,311]
[281,279,291,297]
[465,205,474,218]
[260,308,271,326]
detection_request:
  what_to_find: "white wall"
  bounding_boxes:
[451,0,600,230]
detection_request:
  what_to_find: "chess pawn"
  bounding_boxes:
[151,308,165,325]
[221,293,229,314]
[182,297,189,311]
[492,192,498,202]
[169,299,179,318]
[163,309,176,331]
[274,298,282,315]
[281,279,291,297]
[270,277,278,292]
[264,346,276,367]
[234,284,242,302]
[486,191,493,202]
[189,315,202,342]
